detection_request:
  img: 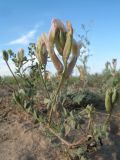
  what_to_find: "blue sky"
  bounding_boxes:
[0,0,120,75]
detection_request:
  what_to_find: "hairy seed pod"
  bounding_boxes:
[48,19,66,47]
[59,29,66,50]
[36,38,42,60]
[63,21,73,63]
[48,24,57,46]
[55,30,65,56]
[55,39,63,56]
[65,39,81,78]
[52,19,66,32]
[36,37,48,66]
[55,29,66,56]
[17,48,24,62]
[42,45,48,66]
[42,33,63,74]
[72,39,78,56]
[51,49,63,74]
[3,50,8,62]
[72,39,81,57]
[112,88,118,105]
[65,55,78,78]
[105,89,113,113]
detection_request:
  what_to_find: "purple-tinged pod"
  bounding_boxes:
[65,55,78,78]
[65,40,82,78]
[55,29,66,56]
[63,21,73,63]
[55,30,65,56]
[52,18,66,32]
[72,39,84,57]
[42,33,63,74]
[48,24,57,46]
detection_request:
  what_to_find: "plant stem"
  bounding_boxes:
[47,125,87,149]
[48,67,67,124]
[38,65,50,99]
[6,61,20,87]
[104,113,112,125]
[96,111,120,119]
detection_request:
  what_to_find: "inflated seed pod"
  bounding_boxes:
[65,40,81,78]
[3,50,9,62]
[55,30,63,56]
[50,48,63,74]
[40,44,48,66]
[36,37,42,55]
[63,21,73,63]
[71,39,78,56]
[105,88,113,113]
[48,19,66,46]
[55,29,66,56]
[112,88,118,105]
[52,19,66,32]
[42,33,63,74]
[48,24,57,46]
[66,55,77,78]
[17,48,24,62]
[36,37,48,66]
[55,40,63,56]
[71,39,82,57]
[59,29,66,50]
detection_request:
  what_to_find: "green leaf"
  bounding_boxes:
[63,107,67,116]
[19,89,26,96]
[73,94,85,104]
[70,111,74,118]
[44,98,51,104]
[64,124,71,136]
[53,104,56,112]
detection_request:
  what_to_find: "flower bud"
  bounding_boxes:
[3,50,9,62]
[17,48,24,62]
[36,37,48,66]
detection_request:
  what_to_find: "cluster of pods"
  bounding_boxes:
[35,19,83,78]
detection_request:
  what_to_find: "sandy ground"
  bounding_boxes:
[0,86,120,160]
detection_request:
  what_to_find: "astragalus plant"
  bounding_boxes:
[3,19,119,160]
[35,19,83,124]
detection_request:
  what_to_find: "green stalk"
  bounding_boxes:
[6,61,20,87]
[104,113,112,125]
[48,63,67,124]
[38,64,50,99]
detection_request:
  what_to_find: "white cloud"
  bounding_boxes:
[0,61,15,76]
[7,26,39,45]
[0,52,2,59]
